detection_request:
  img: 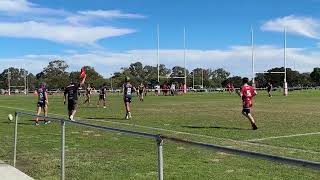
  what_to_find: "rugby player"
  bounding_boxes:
[35,83,50,126]
[266,82,272,97]
[138,82,145,101]
[123,77,135,119]
[236,77,258,130]
[83,84,92,105]
[64,74,86,121]
[97,83,107,108]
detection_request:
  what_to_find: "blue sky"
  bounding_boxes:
[0,0,320,77]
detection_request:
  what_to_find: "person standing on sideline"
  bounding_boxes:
[236,77,258,130]
[35,82,50,126]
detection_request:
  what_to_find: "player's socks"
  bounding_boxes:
[251,123,258,130]
[128,112,132,119]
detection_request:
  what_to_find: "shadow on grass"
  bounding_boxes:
[86,117,125,121]
[182,125,249,131]
[1,121,33,126]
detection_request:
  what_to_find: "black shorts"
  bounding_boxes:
[138,90,143,95]
[267,88,271,92]
[37,101,46,108]
[68,99,77,111]
[124,96,132,103]
[99,94,106,100]
[242,107,251,114]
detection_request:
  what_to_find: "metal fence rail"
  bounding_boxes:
[13,111,320,180]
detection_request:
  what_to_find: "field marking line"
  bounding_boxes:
[245,132,320,142]
[1,105,320,154]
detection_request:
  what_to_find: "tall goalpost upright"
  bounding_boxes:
[251,27,288,96]
[156,25,187,93]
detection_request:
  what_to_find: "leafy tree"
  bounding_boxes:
[222,76,243,88]
[310,68,320,86]
[37,60,70,89]
[211,68,230,87]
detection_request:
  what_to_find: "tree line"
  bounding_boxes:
[0,60,320,90]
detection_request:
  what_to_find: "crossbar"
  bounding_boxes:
[255,71,286,74]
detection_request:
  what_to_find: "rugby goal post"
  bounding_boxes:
[157,25,187,93]
[251,27,288,96]
[6,69,28,95]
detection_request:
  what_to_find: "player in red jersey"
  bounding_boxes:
[237,77,258,130]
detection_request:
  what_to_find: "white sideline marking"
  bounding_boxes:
[245,132,320,142]
[1,105,320,154]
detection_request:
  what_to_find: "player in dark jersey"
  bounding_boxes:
[97,83,107,108]
[123,77,136,119]
[83,84,92,105]
[64,74,86,121]
[266,82,272,97]
[236,77,258,130]
[138,82,145,101]
[35,83,50,126]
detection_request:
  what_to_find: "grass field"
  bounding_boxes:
[0,90,320,179]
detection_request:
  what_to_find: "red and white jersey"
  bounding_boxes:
[240,84,257,108]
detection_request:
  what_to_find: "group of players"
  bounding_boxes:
[35,73,136,125]
[34,66,273,130]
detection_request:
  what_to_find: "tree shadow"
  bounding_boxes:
[182,125,249,131]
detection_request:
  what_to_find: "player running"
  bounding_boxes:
[266,82,272,97]
[123,77,135,119]
[83,84,92,105]
[236,77,258,130]
[138,82,145,101]
[64,74,86,121]
[97,83,107,108]
[35,83,50,126]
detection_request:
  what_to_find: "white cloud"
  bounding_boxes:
[79,10,145,19]
[66,10,145,25]
[1,45,319,78]
[0,0,67,16]
[0,0,144,44]
[0,21,135,44]
[261,15,320,39]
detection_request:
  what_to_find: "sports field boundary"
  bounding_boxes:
[10,111,320,180]
[1,105,319,155]
[245,132,320,142]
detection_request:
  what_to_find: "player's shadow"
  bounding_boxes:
[1,122,34,126]
[86,117,125,121]
[182,125,249,131]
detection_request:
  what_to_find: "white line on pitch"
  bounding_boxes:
[1,105,320,154]
[245,132,320,142]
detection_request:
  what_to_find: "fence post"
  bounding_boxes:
[156,135,164,180]
[61,120,65,180]
[13,112,18,167]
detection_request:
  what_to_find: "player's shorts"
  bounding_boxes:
[138,90,143,95]
[37,101,46,108]
[99,94,106,100]
[68,99,77,111]
[124,96,132,103]
[242,107,251,114]
[267,88,271,92]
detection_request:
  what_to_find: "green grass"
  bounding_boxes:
[0,90,320,179]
